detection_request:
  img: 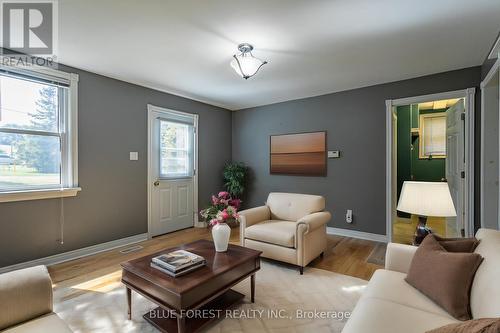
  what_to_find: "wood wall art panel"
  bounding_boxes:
[270,132,326,176]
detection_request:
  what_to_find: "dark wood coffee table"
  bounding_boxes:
[121,239,261,333]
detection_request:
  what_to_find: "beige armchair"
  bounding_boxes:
[0,265,72,333]
[239,192,331,274]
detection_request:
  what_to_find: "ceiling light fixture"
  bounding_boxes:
[230,43,268,79]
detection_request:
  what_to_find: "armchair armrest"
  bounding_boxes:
[0,265,53,330]
[385,243,418,274]
[239,205,270,245]
[297,211,331,233]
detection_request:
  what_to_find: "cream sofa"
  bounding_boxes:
[239,192,331,274]
[342,228,500,333]
[0,265,72,333]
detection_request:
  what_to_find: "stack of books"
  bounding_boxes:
[151,250,206,277]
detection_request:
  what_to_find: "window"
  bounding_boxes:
[0,66,79,201]
[159,120,194,178]
[419,113,446,159]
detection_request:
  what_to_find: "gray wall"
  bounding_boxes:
[0,64,232,267]
[232,67,481,235]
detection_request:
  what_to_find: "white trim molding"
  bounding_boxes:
[0,187,81,203]
[487,33,500,60]
[386,88,476,241]
[0,233,148,274]
[327,227,388,243]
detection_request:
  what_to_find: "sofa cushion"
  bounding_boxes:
[405,235,483,320]
[433,235,480,253]
[245,220,296,248]
[3,314,72,333]
[426,318,500,333]
[470,229,500,319]
[342,297,457,333]
[267,192,325,221]
[364,270,455,319]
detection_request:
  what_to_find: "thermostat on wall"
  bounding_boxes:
[328,150,340,158]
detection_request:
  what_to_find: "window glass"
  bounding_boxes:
[0,75,59,132]
[0,132,61,189]
[160,120,193,178]
[0,72,67,191]
[422,115,446,156]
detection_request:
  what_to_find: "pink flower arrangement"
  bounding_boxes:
[200,191,241,226]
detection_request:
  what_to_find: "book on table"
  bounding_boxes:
[150,261,205,277]
[151,250,205,275]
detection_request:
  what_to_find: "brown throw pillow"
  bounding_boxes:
[433,234,480,253]
[426,318,500,333]
[405,235,483,321]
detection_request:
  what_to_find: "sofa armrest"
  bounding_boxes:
[0,265,53,330]
[239,205,270,245]
[385,243,418,274]
[297,211,331,233]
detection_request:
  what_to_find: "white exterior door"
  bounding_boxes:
[446,99,465,237]
[148,106,197,237]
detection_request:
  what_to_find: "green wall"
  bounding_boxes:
[411,108,447,182]
[397,105,446,208]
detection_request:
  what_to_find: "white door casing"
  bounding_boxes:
[386,89,475,241]
[147,105,199,238]
[480,58,500,230]
[446,99,465,236]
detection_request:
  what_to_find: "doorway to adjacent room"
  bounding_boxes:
[386,89,476,244]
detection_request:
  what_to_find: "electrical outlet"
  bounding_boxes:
[346,209,353,223]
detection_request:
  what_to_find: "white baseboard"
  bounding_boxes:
[0,233,148,274]
[327,227,388,243]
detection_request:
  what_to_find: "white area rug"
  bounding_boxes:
[54,260,367,333]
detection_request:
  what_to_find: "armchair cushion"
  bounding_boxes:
[245,220,296,248]
[0,266,53,330]
[267,192,325,221]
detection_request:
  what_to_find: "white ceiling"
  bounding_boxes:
[58,0,500,110]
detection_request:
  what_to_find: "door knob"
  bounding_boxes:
[153,180,160,187]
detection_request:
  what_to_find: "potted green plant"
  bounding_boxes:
[223,162,248,199]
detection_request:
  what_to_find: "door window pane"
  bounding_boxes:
[160,120,192,178]
[0,75,59,132]
[0,132,61,189]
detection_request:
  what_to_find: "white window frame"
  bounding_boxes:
[0,63,80,202]
[419,112,447,159]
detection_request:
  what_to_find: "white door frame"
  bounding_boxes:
[385,88,476,242]
[480,58,500,229]
[147,104,200,239]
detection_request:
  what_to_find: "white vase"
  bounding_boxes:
[212,223,231,252]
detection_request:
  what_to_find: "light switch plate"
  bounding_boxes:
[328,150,340,158]
[129,152,138,161]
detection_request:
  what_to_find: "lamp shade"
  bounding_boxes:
[230,43,267,79]
[230,53,267,79]
[397,181,456,217]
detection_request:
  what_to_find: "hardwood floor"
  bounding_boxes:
[48,227,383,298]
[392,215,457,245]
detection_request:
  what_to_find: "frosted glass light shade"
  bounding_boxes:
[397,181,456,217]
[230,54,267,79]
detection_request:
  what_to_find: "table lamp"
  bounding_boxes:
[397,181,457,245]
